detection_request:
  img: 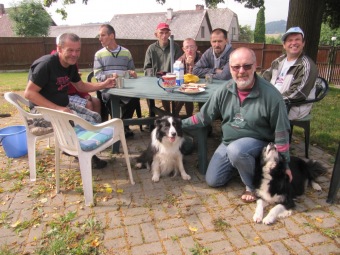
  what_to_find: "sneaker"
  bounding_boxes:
[124,127,134,138]
[92,155,107,169]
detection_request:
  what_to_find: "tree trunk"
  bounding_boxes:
[287,0,326,62]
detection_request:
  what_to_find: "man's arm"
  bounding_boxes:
[213,63,232,80]
[192,51,214,78]
[143,45,153,71]
[24,81,71,113]
[72,78,116,93]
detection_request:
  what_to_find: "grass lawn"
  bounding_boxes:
[0,70,339,156]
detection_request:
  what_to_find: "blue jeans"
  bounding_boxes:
[205,138,268,190]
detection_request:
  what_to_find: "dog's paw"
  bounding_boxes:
[135,162,142,169]
[253,213,263,223]
[181,174,191,181]
[262,215,276,225]
[278,210,292,218]
[311,181,322,191]
[152,175,160,182]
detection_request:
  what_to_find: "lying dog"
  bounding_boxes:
[136,116,191,182]
[253,143,326,225]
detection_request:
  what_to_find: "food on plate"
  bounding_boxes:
[184,73,199,83]
[179,87,200,93]
[181,83,206,89]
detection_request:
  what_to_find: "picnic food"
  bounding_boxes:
[179,87,200,93]
[184,73,199,83]
[182,83,206,88]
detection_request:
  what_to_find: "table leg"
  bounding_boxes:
[110,95,121,153]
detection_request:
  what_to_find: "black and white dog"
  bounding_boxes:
[136,116,191,182]
[253,143,327,225]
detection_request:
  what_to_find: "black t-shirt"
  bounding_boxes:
[28,53,81,107]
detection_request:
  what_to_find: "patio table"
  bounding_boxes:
[103,76,225,174]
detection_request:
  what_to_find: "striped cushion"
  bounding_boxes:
[74,125,114,151]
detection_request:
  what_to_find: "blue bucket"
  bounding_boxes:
[0,125,28,158]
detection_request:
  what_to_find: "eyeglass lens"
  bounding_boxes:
[231,64,253,71]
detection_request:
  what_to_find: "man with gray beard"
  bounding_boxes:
[182,47,292,202]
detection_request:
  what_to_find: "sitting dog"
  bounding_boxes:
[136,116,191,182]
[253,143,326,225]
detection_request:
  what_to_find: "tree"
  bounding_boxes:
[266,35,281,44]
[319,23,340,46]
[239,25,253,42]
[9,0,51,37]
[253,6,265,43]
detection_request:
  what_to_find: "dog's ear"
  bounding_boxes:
[155,119,162,126]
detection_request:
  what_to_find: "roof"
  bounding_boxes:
[49,23,100,38]
[207,8,238,30]
[110,9,211,40]
[0,8,14,37]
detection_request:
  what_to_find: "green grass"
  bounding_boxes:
[1,71,339,156]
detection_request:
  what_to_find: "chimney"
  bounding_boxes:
[167,8,173,20]
[0,4,5,16]
[196,4,204,11]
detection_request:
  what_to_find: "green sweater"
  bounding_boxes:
[182,74,291,163]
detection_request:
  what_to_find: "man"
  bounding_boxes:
[175,38,202,116]
[143,22,182,112]
[182,47,292,202]
[94,24,139,137]
[262,27,318,120]
[193,28,233,80]
[25,33,116,169]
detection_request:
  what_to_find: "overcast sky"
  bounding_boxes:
[2,0,289,29]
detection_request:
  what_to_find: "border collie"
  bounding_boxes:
[136,116,191,182]
[253,143,326,225]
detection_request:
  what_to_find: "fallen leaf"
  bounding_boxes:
[315,217,323,223]
[39,198,48,203]
[11,220,21,228]
[189,226,198,232]
[116,189,124,193]
[91,238,100,247]
[106,187,113,193]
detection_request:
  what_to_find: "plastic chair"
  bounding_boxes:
[35,106,135,206]
[287,77,329,158]
[4,92,53,181]
[87,71,143,130]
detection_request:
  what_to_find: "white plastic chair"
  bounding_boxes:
[35,106,135,206]
[4,92,53,181]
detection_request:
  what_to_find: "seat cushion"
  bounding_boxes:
[74,125,114,151]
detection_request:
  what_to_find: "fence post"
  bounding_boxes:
[326,37,337,84]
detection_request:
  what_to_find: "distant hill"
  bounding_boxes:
[266,20,286,34]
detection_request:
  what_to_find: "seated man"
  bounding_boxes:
[25,33,116,169]
[193,28,233,80]
[94,24,138,137]
[175,38,202,116]
[262,27,318,120]
[143,22,182,113]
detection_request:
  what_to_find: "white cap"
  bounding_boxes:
[281,27,304,42]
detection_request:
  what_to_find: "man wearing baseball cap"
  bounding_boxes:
[143,22,182,112]
[262,27,318,120]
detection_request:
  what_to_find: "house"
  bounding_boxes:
[0,3,57,37]
[48,5,239,41]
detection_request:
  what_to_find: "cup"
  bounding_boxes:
[124,71,130,79]
[116,77,124,89]
[157,73,177,92]
[205,73,213,84]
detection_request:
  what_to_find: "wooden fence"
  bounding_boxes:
[0,37,339,84]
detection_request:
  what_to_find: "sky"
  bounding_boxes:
[2,0,289,29]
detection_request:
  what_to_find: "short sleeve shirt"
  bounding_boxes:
[28,53,81,107]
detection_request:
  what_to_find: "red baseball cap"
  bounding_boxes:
[156,22,171,31]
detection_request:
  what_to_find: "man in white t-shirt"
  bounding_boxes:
[262,27,318,120]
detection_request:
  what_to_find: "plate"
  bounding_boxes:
[182,83,207,88]
[176,87,205,94]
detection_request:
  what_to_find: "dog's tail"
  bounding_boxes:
[305,160,327,180]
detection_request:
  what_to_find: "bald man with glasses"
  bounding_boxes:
[182,47,291,203]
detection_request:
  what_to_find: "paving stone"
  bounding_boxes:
[140,222,160,243]
[239,244,273,255]
[163,239,183,255]
[126,224,143,246]
[298,232,331,246]
[104,227,125,240]
[307,242,340,255]
[131,242,163,255]
[258,227,290,242]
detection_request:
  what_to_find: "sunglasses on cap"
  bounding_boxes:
[230,64,253,71]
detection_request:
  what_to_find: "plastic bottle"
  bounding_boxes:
[173,60,184,86]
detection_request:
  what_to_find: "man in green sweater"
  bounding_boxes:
[182,47,292,202]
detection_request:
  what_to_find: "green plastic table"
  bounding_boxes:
[103,76,225,174]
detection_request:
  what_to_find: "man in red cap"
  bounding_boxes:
[143,22,182,112]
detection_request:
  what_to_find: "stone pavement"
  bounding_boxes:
[0,100,339,255]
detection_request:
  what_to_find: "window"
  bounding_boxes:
[201,26,205,38]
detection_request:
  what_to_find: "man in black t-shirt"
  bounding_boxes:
[25,33,117,168]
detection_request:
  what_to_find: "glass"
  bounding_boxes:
[184,45,196,50]
[230,64,253,71]
[205,73,213,84]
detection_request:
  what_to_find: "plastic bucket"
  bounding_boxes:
[0,125,28,158]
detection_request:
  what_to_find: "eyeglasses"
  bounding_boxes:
[184,45,196,50]
[230,64,254,71]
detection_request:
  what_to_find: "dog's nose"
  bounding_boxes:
[171,132,177,137]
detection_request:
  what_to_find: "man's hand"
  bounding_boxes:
[285,169,293,182]
[186,56,194,65]
[102,77,116,89]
